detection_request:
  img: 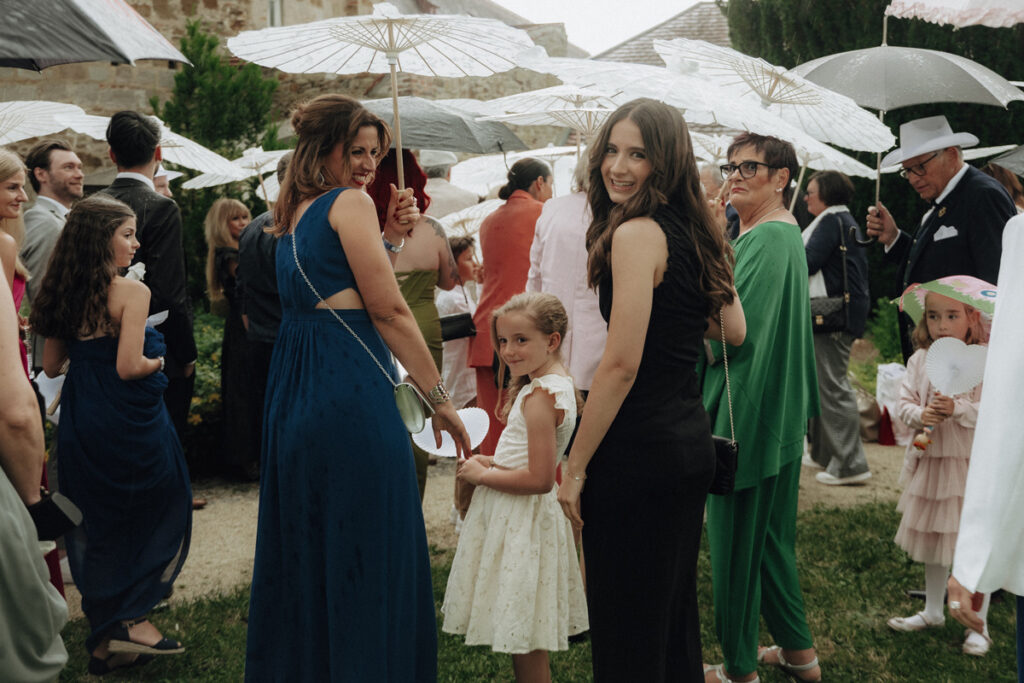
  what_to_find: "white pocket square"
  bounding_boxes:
[933,224,959,241]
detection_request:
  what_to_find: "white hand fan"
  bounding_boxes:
[412,407,490,458]
[925,337,987,396]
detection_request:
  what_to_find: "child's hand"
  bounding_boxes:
[457,456,490,486]
[922,392,953,426]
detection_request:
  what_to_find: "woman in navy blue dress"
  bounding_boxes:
[245,94,472,682]
[30,194,192,676]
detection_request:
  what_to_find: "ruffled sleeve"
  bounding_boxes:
[520,374,577,419]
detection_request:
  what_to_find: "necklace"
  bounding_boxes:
[740,206,789,234]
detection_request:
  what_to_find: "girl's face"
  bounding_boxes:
[456,248,479,284]
[326,125,381,191]
[110,218,140,269]
[925,293,977,343]
[495,311,559,380]
[804,179,826,217]
[601,117,652,204]
[228,211,250,240]
[0,170,28,220]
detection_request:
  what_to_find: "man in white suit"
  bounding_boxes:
[21,139,83,373]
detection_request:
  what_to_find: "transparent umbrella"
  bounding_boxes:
[227,2,537,187]
[0,101,86,146]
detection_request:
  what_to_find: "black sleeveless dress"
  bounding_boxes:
[581,204,715,682]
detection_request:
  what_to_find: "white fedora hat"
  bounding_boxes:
[881,115,978,168]
[418,149,458,169]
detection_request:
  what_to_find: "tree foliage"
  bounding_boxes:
[150,20,281,306]
[722,0,1024,312]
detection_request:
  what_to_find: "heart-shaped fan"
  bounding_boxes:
[412,407,490,458]
[925,337,987,397]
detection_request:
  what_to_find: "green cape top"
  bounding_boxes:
[700,220,820,490]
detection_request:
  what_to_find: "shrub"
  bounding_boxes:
[184,313,224,476]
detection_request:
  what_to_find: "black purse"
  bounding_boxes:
[439,285,477,341]
[709,309,738,496]
[809,216,850,334]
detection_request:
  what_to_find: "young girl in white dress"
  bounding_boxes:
[442,291,588,682]
[888,290,990,656]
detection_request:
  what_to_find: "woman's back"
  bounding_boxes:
[599,205,710,442]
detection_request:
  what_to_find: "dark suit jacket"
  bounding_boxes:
[805,210,870,338]
[101,177,197,376]
[236,211,281,345]
[886,165,1015,358]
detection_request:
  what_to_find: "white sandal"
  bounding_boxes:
[887,611,943,632]
[963,628,992,656]
[704,663,760,682]
[757,645,822,682]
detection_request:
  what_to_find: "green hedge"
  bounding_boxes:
[184,312,225,474]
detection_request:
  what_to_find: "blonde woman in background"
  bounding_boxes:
[203,198,259,480]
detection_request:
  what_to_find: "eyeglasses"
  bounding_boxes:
[720,161,778,180]
[898,152,940,179]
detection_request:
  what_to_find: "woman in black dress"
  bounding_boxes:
[557,98,745,682]
[204,198,258,480]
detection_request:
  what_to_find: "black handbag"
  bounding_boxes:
[709,310,739,496]
[440,312,476,341]
[809,216,850,334]
[439,285,477,341]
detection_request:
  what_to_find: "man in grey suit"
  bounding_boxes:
[21,139,83,373]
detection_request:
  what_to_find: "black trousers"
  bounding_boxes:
[582,439,713,683]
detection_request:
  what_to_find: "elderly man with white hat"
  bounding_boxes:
[866,115,1015,360]
[419,149,480,219]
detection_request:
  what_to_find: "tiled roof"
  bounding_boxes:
[593,2,730,65]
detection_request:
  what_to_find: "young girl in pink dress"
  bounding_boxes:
[442,291,588,682]
[888,290,990,656]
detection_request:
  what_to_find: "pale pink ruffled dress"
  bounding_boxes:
[894,348,982,566]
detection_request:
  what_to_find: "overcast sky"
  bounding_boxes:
[497,0,702,55]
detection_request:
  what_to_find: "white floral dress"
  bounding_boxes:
[441,373,589,653]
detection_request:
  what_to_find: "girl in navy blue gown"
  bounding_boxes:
[244,94,472,682]
[30,194,192,676]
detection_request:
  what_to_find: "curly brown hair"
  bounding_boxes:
[29,195,135,341]
[272,94,391,236]
[586,99,735,314]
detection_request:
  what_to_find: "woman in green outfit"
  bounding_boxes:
[701,133,822,683]
[370,149,459,498]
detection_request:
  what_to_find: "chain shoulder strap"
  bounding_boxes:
[720,309,735,443]
[290,230,398,389]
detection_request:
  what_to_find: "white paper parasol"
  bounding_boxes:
[654,38,895,154]
[0,101,86,146]
[227,2,537,187]
[57,112,237,175]
[886,0,1024,28]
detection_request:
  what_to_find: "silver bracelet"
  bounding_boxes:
[426,378,451,405]
[158,356,165,373]
[382,236,405,253]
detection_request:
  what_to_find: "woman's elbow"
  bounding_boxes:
[116,360,147,381]
[602,356,640,385]
[726,323,746,346]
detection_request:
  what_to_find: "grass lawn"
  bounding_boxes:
[59,502,1017,681]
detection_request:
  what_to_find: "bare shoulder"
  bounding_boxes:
[331,187,376,214]
[109,276,150,302]
[612,216,664,244]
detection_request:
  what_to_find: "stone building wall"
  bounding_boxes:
[0,0,570,172]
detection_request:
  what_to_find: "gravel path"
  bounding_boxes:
[62,443,905,620]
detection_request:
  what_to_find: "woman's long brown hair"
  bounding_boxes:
[586,98,734,313]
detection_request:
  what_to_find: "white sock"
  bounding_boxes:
[975,592,991,633]
[924,563,949,622]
